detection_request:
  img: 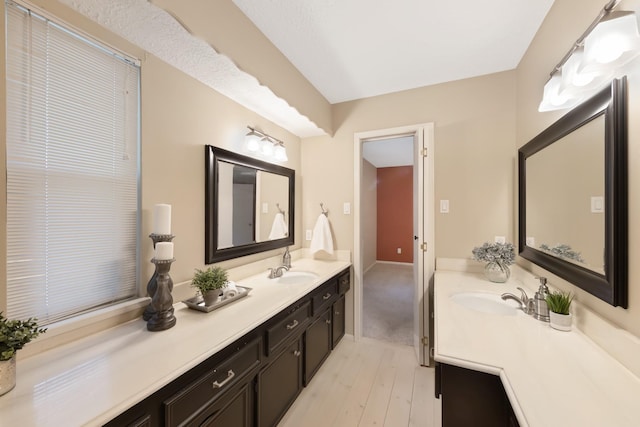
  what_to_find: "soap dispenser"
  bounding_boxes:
[533,276,550,322]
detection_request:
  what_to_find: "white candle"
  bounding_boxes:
[155,242,174,260]
[153,204,172,235]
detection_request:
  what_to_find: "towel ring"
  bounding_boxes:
[320,203,328,216]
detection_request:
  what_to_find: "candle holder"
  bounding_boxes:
[143,233,175,321]
[147,257,177,331]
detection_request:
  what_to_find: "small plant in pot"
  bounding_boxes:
[545,290,574,331]
[192,266,228,306]
[0,312,47,396]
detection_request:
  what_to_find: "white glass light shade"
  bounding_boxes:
[274,144,288,162]
[260,137,274,157]
[560,47,613,97]
[539,73,582,112]
[245,130,261,152]
[583,11,640,69]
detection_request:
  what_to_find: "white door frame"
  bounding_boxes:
[353,123,435,365]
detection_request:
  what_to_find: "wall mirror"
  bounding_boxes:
[205,145,294,263]
[518,77,627,307]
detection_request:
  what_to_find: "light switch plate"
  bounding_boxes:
[591,196,604,213]
[305,230,312,241]
[343,202,351,215]
[262,202,269,214]
[440,200,449,213]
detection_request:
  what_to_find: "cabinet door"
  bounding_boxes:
[305,309,332,385]
[332,295,346,348]
[258,338,303,427]
[440,363,518,427]
[195,379,255,427]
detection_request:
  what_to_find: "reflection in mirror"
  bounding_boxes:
[205,146,294,263]
[525,115,604,273]
[518,77,627,307]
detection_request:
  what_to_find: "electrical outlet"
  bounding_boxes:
[440,200,449,213]
[343,202,351,215]
[494,236,506,244]
[306,229,312,241]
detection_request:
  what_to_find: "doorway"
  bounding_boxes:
[361,136,415,346]
[354,124,435,366]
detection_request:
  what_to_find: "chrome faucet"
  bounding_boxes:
[267,265,289,279]
[501,287,534,315]
[282,246,291,269]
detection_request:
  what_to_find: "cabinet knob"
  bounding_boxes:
[335,311,340,316]
[293,350,301,357]
[211,369,235,389]
[326,319,332,325]
[323,293,332,300]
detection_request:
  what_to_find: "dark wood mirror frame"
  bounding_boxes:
[205,145,295,263]
[518,77,627,307]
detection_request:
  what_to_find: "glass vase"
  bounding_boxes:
[484,261,510,283]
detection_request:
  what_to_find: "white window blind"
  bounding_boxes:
[5,2,140,325]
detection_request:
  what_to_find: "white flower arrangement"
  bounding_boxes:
[472,242,515,265]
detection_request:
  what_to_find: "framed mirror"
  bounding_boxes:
[205,145,295,263]
[518,77,627,307]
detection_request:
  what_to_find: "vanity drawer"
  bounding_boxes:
[266,301,310,355]
[337,270,350,294]
[311,279,338,315]
[164,337,262,427]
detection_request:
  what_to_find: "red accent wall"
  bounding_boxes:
[376,166,413,263]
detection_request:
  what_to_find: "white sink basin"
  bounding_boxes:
[450,292,519,316]
[277,271,319,285]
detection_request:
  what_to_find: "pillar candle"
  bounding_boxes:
[153,204,172,235]
[155,242,174,260]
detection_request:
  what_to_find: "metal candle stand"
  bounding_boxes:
[146,257,177,331]
[143,233,175,321]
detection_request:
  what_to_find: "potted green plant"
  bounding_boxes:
[0,312,47,396]
[191,266,229,306]
[545,290,574,331]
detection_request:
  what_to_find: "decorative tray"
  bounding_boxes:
[183,285,252,313]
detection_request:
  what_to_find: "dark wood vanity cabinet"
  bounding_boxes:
[304,308,332,384]
[436,363,520,427]
[258,337,304,427]
[104,267,350,427]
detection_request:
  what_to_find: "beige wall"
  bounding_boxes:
[516,0,640,337]
[302,71,517,258]
[362,159,377,271]
[0,0,303,311]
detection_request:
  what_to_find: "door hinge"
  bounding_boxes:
[421,336,429,347]
[421,148,428,157]
[420,242,427,252]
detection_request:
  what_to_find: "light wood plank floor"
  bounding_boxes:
[279,337,442,427]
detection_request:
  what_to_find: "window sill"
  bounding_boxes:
[19,297,150,360]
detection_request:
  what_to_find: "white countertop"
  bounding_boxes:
[434,269,640,427]
[0,257,350,427]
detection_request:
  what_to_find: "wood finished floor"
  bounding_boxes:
[278,337,442,427]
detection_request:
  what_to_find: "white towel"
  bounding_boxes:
[222,281,238,299]
[268,212,288,240]
[310,214,334,255]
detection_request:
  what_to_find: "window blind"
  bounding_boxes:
[5,2,140,325]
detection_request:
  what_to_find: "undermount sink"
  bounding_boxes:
[450,292,520,316]
[276,271,319,285]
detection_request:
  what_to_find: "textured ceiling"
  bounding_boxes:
[233,0,556,103]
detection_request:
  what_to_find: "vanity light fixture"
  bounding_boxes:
[539,0,640,112]
[244,126,288,162]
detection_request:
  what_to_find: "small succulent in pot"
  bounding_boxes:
[0,312,47,362]
[191,266,229,305]
[545,290,573,315]
[546,290,574,332]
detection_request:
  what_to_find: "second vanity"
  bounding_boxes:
[0,254,351,426]
[434,263,640,427]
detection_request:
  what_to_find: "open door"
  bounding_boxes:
[413,124,435,366]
